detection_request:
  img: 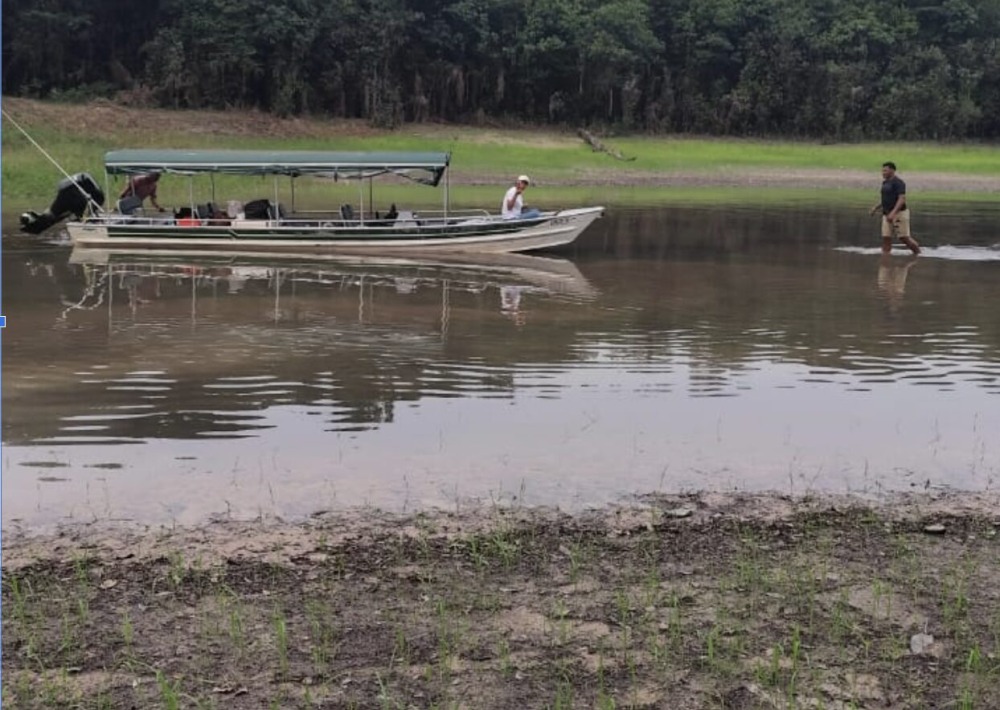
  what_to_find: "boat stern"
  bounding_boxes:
[67,220,111,246]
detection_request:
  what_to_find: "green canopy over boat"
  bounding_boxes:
[103,149,451,185]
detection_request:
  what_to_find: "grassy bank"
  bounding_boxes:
[2,99,1000,209]
[608,137,1000,175]
[3,494,999,709]
[3,98,1000,212]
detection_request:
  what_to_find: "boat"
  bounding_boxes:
[62,149,604,254]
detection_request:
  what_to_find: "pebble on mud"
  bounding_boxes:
[666,507,694,519]
[910,633,936,655]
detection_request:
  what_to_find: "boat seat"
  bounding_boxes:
[393,210,420,228]
[117,195,143,215]
[340,204,355,223]
[243,199,271,220]
[194,203,215,219]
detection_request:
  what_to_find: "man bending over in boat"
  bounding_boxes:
[501,175,541,220]
[120,171,165,212]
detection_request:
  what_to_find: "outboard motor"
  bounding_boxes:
[20,172,105,235]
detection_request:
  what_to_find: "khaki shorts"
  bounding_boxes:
[882,210,911,238]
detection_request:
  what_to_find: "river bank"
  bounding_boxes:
[3,491,999,709]
[3,97,1000,211]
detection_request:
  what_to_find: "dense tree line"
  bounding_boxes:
[4,0,1000,138]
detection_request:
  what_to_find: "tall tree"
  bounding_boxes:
[4,0,1000,138]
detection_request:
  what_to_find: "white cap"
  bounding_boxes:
[517,174,530,184]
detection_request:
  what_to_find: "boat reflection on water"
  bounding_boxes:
[9,247,599,444]
[67,246,598,324]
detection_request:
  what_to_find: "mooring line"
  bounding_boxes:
[2,107,104,213]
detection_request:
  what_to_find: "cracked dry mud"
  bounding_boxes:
[3,491,999,709]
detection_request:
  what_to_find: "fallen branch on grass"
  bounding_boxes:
[577,128,636,161]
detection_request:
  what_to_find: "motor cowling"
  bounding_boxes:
[20,172,106,235]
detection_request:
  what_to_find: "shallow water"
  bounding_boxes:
[3,205,999,529]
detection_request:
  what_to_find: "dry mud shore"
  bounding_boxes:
[3,491,999,709]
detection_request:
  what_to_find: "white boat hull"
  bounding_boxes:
[67,207,604,255]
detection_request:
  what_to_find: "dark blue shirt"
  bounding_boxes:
[881,175,907,214]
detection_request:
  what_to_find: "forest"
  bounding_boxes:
[3,0,1000,139]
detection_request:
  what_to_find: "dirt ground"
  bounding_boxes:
[5,97,1000,193]
[3,491,999,709]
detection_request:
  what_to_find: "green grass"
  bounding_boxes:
[231,126,1000,177]
[3,100,1000,212]
[609,135,1000,175]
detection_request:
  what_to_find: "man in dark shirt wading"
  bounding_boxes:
[870,161,920,255]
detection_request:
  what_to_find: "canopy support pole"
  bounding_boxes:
[290,176,296,213]
[211,174,216,205]
[359,171,364,226]
[273,176,279,223]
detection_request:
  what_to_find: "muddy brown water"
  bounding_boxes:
[3,205,999,529]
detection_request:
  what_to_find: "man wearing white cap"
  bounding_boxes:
[501,175,541,220]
